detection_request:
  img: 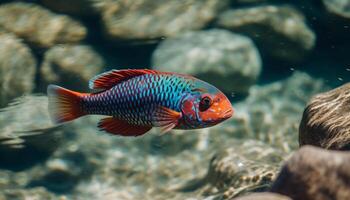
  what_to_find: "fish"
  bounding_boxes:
[47,69,234,137]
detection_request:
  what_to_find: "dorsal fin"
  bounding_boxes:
[89,69,159,90]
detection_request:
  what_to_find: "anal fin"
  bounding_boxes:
[98,117,152,137]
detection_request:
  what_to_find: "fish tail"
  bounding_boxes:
[47,84,86,124]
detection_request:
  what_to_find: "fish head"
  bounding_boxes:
[180,79,234,128]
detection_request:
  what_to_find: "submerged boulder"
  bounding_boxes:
[323,0,350,19]
[271,146,350,200]
[0,95,63,169]
[152,29,261,94]
[231,192,291,200]
[216,5,316,62]
[183,140,286,199]
[231,0,268,4]
[0,187,56,200]
[40,44,104,91]
[0,33,36,107]
[95,0,229,40]
[299,83,350,150]
[40,0,97,16]
[0,2,86,48]
[229,71,326,151]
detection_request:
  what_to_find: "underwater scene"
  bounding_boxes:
[0,0,350,200]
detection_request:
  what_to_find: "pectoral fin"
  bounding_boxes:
[153,106,182,134]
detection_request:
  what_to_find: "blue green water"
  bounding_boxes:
[0,1,349,200]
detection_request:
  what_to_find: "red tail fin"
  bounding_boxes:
[47,85,86,124]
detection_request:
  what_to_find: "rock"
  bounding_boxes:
[231,0,268,4]
[0,2,86,48]
[227,71,327,151]
[299,83,350,150]
[28,153,95,192]
[95,0,229,40]
[216,5,316,62]
[152,29,261,94]
[0,33,36,107]
[192,140,285,199]
[231,192,291,200]
[40,0,97,16]
[271,146,350,200]
[40,44,104,91]
[0,95,63,169]
[323,0,350,19]
[0,187,57,200]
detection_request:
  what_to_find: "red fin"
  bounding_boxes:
[89,69,159,90]
[153,106,182,134]
[47,85,87,124]
[98,117,152,137]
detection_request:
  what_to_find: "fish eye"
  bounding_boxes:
[199,96,212,112]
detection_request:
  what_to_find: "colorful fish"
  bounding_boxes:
[47,69,234,136]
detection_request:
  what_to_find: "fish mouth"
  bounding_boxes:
[222,108,233,119]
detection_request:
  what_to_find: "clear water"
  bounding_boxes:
[0,1,349,200]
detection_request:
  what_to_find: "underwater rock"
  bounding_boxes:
[66,117,207,200]
[28,154,95,192]
[231,192,291,200]
[0,2,86,48]
[0,95,63,169]
[196,140,285,199]
[228,71,327,151]
[271,145,350,200]
[299,83,350,150]
[323,0,350,19]
[216,5,316,62]
[0,33,36,108]
[152,29,261,94]
[22,119,106,193]
[232,0,267,4]
[40,0,97,16]
[95,0,229,40]
[40,44,104,91]
[0,187,56,200]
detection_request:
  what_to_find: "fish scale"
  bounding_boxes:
[81,74,191,126]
